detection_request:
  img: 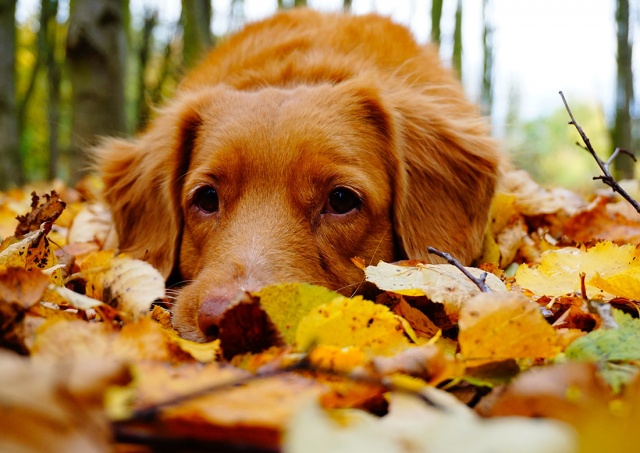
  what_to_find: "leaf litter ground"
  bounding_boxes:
[2,174,640,452]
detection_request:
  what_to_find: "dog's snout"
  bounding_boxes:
[197,293,232,339]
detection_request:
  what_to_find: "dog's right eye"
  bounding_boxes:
[193,186,219,213]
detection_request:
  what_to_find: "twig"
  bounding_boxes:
[427,246,491,293]
[559,91,640,213]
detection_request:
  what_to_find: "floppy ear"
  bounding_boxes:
[391,90,501,264]
[94,90,214,278]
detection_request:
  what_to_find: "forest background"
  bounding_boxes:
[0,0,637,191]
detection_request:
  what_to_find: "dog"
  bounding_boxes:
[96,8,501,342]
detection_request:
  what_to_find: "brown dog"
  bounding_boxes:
[96,9,501,342]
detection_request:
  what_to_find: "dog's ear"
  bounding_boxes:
[94,91,212,278]
[391,90,501,264]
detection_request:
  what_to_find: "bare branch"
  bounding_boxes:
[559,91,640,213]
[427,246,491,293]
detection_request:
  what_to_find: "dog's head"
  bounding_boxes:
[96,78,499,342]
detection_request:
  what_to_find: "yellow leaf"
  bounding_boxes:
[589,272,640,300]
[296,296,416,356]
[365,261,507,320]
[515,242,640,299]
[458,292,561,366]
[254,283,341,345]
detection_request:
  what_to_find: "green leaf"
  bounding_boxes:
[565,309,640,392]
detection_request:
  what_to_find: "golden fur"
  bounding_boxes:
[96,9,501,342]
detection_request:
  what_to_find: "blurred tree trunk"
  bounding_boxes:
[480,0,494,117]
[613,0,635,179]
[431,0,443,45]
[181,0,213,69]
[343,0,352,11]
[66,0,128,182]
[452,0,463,78]
[136,10,157,131]
[0,0,23,189]
[43,0,62,180]
[294,0,307,6]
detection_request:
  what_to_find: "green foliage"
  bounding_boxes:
[505,102,612,191]
[565,309,640,393]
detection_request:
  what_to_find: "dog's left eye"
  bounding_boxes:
[325,187,362,215]
[193,186,219,213]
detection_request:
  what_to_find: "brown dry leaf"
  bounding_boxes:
[367,343,458,385]
[32,316,217,364]
[0,268,50,353]
[119,361,324,450]
[501,169,585,216]
[218,296,284,360]
[458,292,561,366]
[0,222,64,285]
[82,252,165,320]
[0,351,130,453]
[365,261,507,321]
[14,191,66,237]
[563,195,640,245]
[391,297,439,339]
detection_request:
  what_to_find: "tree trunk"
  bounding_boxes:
[43,0,62,181]
[294,0,307,7]
[452,0,463,78]
[0,0,23,189]
[430,0,443,46]
[181,0,213,69]
[66,0,128,182]
[135,10,157,131]
[612,0,635,179]
[343,0,352,12]
[480,0,494,117]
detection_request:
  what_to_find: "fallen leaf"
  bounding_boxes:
[0,223,63,285]
[563,195,640,245]
[0,351,129,453]
[254,283,341,345]
[458,292,561,365]
[296,296,416,356]
[67,202,118,248]
[82,253,165,320]
[218,296,284,360]
[515,241,640,299]
[284,388,577,453]
[564,309,640,392]
[14,191,66,237]
[366,261,507,321]
[0,267,50,353]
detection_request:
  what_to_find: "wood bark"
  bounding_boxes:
[43,0,62,180]
[66,0,128,182]
[430,0,443,46]
[612,0,635,179]
[0,0,23,188]
[181,0,213,69]
[452,0,463,79]
[480,0,494,117]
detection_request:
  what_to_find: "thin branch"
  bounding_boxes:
[559,91,640,213]
[427,246,491,293]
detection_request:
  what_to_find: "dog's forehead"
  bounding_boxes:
[191,86,382,174]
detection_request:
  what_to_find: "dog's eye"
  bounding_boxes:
[193,186,219,213]
[325,187,361,215]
